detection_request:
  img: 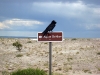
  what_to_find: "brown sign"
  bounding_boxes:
[37,32,63,42]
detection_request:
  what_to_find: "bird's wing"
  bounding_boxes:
[42,20,56,36]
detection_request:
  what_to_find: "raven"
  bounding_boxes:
[42,20,56,37]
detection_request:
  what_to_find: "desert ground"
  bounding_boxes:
[0,38,100,75]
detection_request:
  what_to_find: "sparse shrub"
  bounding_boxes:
[83,69,90,73]
[63,65,72,72]
[67,58,73,61]
[13,41,22,51]
[57,67,62,71]
[52,62,57,67]
[2,42,5,44]
[97,68,100,71]
[97,52,100,55]
[44,62,48,67]
[44,42,48,44]
[76,52,79,54]
[27,41,32,43]
[71,38,77,41]
[2,71,9,75]
[96,66,100,71]
[87,39,90,41]
[53,72,63,75]
[80,47,84,50]
[60,53,63,55]
[26,53,30,56]
[16,54,23,57]
[10,68,47,75]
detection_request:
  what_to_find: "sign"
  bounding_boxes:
[37,32,63,42]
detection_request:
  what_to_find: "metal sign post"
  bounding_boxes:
[49,42,52,75]
[37,31,63,75]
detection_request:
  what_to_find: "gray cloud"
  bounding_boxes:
[0,0,78,2]
[0,0,80,6]
[0,0,99,5]
[0,0,100,38]
[81,0,100,5]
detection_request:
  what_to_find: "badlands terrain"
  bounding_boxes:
[0,38,100,75]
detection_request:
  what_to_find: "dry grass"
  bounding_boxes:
[0,38,100,75]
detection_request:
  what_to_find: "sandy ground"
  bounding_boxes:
[0,38,100,75]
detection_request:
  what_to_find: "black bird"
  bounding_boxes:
[42,20,56,37]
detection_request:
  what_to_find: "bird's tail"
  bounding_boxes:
[42,29,48,37]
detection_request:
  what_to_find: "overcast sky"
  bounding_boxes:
[0,0,100,38]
